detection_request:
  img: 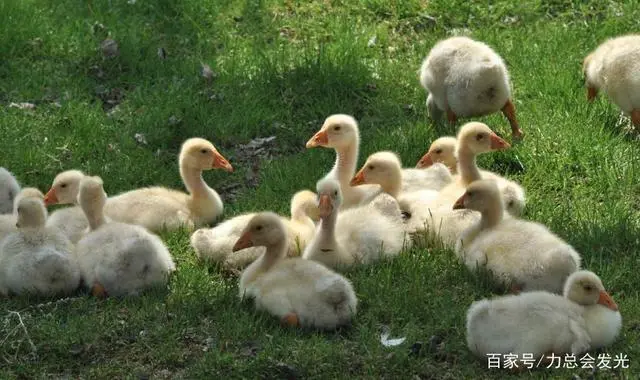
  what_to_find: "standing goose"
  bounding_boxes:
[419,36,523,139]
[75,176,176,297]
[454,179,581,294]
[234,212,357,330]
[0,192,80,297]
[583,34,640,126]
[466,270,622,362]
[44,138,233,234]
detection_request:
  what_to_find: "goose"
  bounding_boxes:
[0,192,80,297]
[0,167,20,215]
[190,189,319,269]
[454,179,581,294]
[75,176,176,297]
[466,270,622,363]
[305,114,381,209]
[302,178,409,270]
[233,212,357,329]
[1,188,47,243]
[583,34,640,126]
[44,170,91,244]
[417,130,526,217]
[419,36,523,139]
[415,136,458,173]
[44,138,233,234]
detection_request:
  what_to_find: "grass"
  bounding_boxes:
[1,0,639,378]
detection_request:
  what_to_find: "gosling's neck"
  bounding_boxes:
[457,146,482,186]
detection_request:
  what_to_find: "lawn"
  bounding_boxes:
[1,0,639,378]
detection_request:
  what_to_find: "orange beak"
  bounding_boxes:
[490,133,511,150]
[587,87,598,102]
[453,194,466,210]
[213,151,233,172]
[598,290,618,311]
[43,188,58,206]
[232,231,253,252]
[318,194,333,218]
[416,152,433,168]
[350,169,366,186]
[305,130,329,148]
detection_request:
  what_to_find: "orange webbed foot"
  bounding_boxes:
[446,107,457,125]
[281,312,300,327]
[631,109,640,127]
[91,282,108,299]
[501,99,523,141]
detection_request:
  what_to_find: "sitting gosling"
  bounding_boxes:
[466,270,622,362]
[234,212,357,330]
[454,180,581,294]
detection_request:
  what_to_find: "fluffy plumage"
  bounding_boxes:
[454,179,581,294]
[0,167,20,215]
[235,212,357,330]
[466,270,622,361]
[419,36,522,138]
[0,193,80,297]
[75,176,176,297]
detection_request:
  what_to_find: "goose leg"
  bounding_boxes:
[587,87,598,101]
[281,312,300,327]
[446,106,457,125]
[510,283,522,295]
[91,282,108,299]
[631,109,640,127]
[501,99,523,140]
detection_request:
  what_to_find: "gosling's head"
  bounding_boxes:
[180,138,233,172]
[44,170,85,206]
[315,178,342,218]
[78,176,107,214]
[350,151,402,187]
[564,270,618,311]
[453,179,502,213]
[306,114,359,150]
[232,212,286,252]
[416,136,458,171]
[15,196,48,229]
[457,122,510,155]
[290,189,320,222]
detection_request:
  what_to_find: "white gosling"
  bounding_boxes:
[234,212,357,330]
[0,167,20,215]
[190,189,319,269]
[1,188,47,243]
[466,270,622,363]
[302,178,409,270]
[454,179,581,294]
[0,192,80,297]
[305,114,381,209]
[75,176,176,297]
[584,34,640,126]
[419,36,522,139]
[44,138,233,234]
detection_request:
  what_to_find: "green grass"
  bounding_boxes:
[1,0,639,378]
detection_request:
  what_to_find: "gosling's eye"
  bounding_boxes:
[584,285,593,292]
[61,183,67,188]
[435,149,442,154]
[256,225,263,231]
[476,133,484,141]
[200,149,208,154]
[467,191,474,197]
[368,165,375,170]
[334,126,341,131]
[333,191,338,196]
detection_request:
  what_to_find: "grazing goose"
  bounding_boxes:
[466,270,622,363]
[583,34,640,126]
[234,212,357,330]
[454,179,581,294]
[419,36,523,139]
